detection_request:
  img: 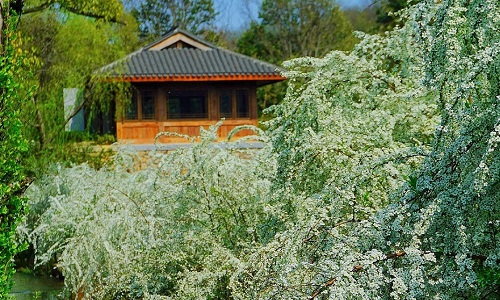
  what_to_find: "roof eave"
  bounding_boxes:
[106,74,287,83]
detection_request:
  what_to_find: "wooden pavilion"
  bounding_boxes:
[99,28,285,143]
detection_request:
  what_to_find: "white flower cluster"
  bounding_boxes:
[233,0,499,298]
[18,0,499,299]
[19,124,276,299]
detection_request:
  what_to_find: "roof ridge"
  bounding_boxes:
[143,28,216,51]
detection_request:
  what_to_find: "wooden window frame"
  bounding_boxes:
[218,89,250,119]
[124,89,157,121]
[166,90,209,120]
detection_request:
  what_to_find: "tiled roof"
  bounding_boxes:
[100,29,284,81]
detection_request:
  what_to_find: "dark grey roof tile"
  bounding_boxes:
[99,30,283,79]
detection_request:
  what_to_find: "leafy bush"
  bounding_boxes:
[19,123,276,299]
[0,12,30,298]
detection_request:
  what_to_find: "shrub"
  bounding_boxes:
[232,0,500,298]
[19,123,276,299]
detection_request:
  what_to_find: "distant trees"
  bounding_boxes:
[343,4,379,34]
[237,0,356,113]
[238,0,354,63]
[132,0,217,40]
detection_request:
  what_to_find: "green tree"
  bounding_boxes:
[23,0,124,23]
[0,0,134,295]
[344,5,379,34]
[132,0,217,40]
[0,2,29,297]
[238,0,354,62]
[237,0,356,114]
[16,7,138,171]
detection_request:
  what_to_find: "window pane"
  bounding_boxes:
[141,91,155,120]
[168,91,208,119]
[236,90,249,118]
[125,94,138,119]
[168,97,181,119]
[219,91,232,118]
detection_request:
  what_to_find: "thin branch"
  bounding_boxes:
[362,69,397,92]
[355,0,382,16]
[308,250,406,299]
[63,5,126,25]
[302,219,359,244]
[23,2,126,25]
[63,97,87,127]
[22,2,51,14]
[108,184,151,226]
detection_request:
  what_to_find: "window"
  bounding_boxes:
[218,89,249,119]
[125,94,138,119]
[168,91,208,119]
[236,90,249,118]
[219,90,232,118]
[141,91,155,120]
[124,90,155,120]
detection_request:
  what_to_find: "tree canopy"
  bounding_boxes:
[132,0,217,40]
[23,0,124,22]
[13,2,139,171]
[236,0,357,114]
[238,0,355,63]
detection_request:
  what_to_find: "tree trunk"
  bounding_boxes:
[34,99,47,150]
[0,1,5,47]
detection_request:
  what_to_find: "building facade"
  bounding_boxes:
[100,28,285,143]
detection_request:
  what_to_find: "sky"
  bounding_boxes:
[215,0,375,31]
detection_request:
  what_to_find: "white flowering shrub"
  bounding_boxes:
[18,123,276,299]
[19,0,499,299]
[231,0,499,298]
[265,24,438,227]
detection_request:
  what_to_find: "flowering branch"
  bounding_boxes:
[309,250,406,299]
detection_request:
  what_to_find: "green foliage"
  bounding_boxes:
[344,6,379,34]
[16,9,138,173]
[240,0,355,61]
[237,0,357,114]
[23,0,124,23]
[0,13,29,299]
[132,0,217,41]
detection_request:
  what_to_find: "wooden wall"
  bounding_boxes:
[116,81,260,143]
[117,119,259,143]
